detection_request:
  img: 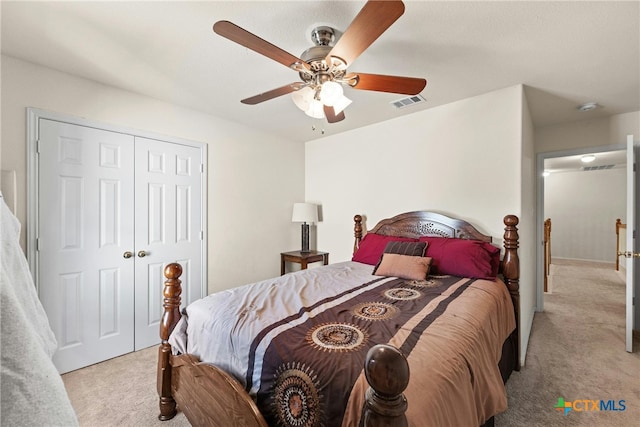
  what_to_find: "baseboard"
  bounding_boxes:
[552,256,616,266]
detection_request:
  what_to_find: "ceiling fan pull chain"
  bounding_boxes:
[310,119,325,134]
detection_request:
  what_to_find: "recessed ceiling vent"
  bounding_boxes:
[582,164,615,171]
[391,94,426,109]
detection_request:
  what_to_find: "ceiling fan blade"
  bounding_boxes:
[325,0,405,67]
[324,105,346,123]
[214,21,310,72]
[349,73,426,95]
[241,83,306,105]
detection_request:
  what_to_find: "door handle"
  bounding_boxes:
[617,251,640,258]
[138,250,148,258]
[123,251,133,259]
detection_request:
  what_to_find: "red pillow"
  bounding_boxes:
[352,233,417,266]
[418,236,500,279]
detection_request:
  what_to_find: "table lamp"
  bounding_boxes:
[292,203,318,253]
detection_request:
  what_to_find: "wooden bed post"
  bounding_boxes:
[361,344,409,427]
[158,263,183,421]
[502,215,521,371]
[354,214,363,254]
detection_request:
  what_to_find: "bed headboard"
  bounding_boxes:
[354,211,492,254]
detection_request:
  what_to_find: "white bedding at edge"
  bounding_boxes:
[0,193,78,426]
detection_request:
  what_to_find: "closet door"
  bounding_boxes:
[133,137,203,350]
[38,119,136,374]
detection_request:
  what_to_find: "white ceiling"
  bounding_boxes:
[544,149,627,174]
[1,1,639,143]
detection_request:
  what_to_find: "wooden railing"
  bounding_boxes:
[616,218,626,271]
[543,218,551,292]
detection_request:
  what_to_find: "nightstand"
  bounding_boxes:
[281,250,329,275]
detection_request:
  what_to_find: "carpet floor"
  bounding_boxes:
[62,259,639,426]
[495,259,639,426]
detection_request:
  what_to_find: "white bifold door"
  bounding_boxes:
[37,119,204,373]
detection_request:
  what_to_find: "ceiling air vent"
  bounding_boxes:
[582,164,615,171]
[391,94,426,109]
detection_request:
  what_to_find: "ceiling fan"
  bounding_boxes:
[213,0,426,124]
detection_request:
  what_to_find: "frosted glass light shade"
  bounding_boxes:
[320,81,343,106]
[291,86,314,111]
[332,95,352,114]
[305,99,325,119]
[292,203,318,224]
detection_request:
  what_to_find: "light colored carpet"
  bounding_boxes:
[62,259,639,426]
[62,346,189,427]
[495,259,640,426]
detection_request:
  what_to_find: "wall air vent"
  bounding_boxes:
[391,94,426,109]
[582,164,615,171]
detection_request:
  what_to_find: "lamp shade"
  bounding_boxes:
[320,81,343,106]
[292,86,314,111]
[305,99,325,119]
[332,95,352,114]
[292,203,318,224]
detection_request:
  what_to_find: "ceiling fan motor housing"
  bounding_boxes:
[299,27,349,86]
[311,26,335,46]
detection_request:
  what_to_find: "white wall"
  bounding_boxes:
[545,168,625,262]
[0,55,305,293]
[536,111,640,153]
[520,92,536,365]
[306,85,535,366]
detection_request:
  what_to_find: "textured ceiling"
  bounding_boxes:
[2,1,639,143]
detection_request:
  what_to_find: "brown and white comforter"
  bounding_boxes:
[169,261,515,426]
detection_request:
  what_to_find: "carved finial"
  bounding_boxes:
[365,344,409,398]
[361,344,409,426]
[164,263,183,279]
[504,214,519,227]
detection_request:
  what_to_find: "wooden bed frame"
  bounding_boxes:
[158,211,520,426]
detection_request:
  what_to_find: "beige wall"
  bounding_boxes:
[305,85,535,365]
[0,55,305,293]
[545,167,625,262]
[520,91,536,364]
[536,111,640,153]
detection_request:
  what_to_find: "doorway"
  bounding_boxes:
[536,143,638,351]
[536,145,627,310]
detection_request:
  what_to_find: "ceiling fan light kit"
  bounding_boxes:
[212,0,426,125]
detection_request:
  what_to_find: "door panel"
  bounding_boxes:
[133,137,203,350]
[39,119,136,373]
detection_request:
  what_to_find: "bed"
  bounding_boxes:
[157,211,520,426]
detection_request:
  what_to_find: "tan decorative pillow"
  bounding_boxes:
[373,253,432,280]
